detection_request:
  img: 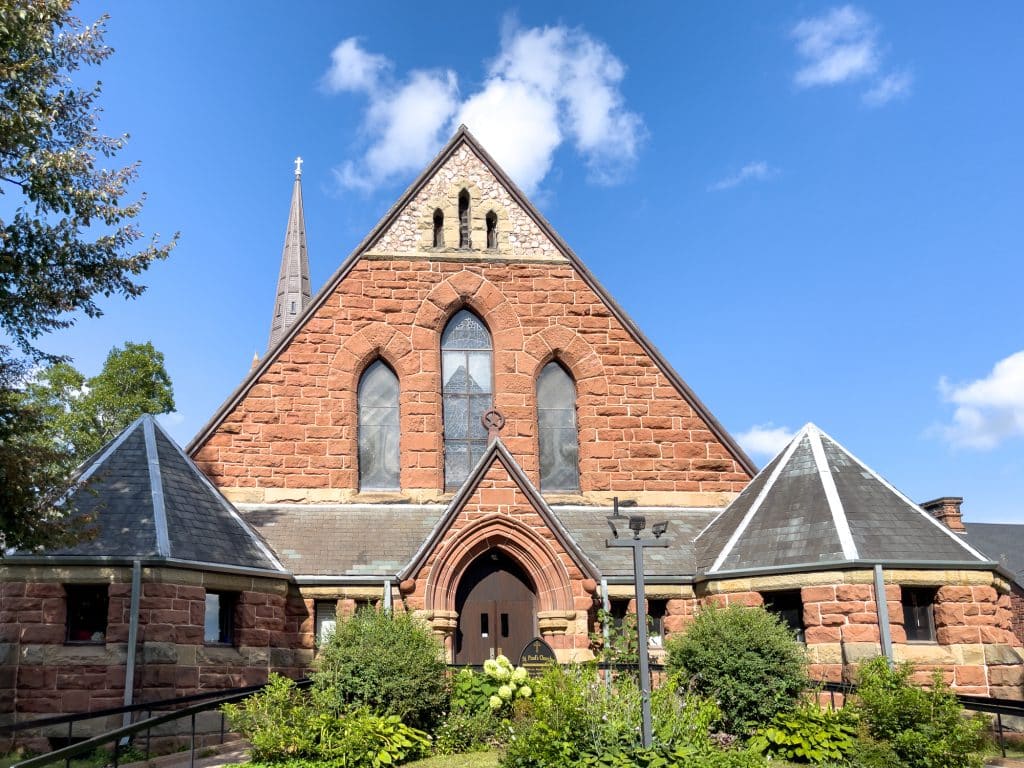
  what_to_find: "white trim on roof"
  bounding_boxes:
[709,425,809,573]
[151,417,288,572]
[143,417,171,558]
[808,425,859,560]
[815,426,991,563]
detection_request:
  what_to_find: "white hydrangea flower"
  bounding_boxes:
[511,667,528,683]
[498,684,513,700]
[489,695,503,710]
[518,685,532,699]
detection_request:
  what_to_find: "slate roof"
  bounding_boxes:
[964,523,1024,586]
[237,504,445,577]
[696,423,993,576]
[19,415,284,574]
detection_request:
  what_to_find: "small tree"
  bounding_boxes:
[313,608,448,731]
[665,603,808,735]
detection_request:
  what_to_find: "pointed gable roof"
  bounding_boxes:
[21,416,284,574]
[398,438,599,582]
[188,126,756,477]
[267,158,312,350]
[696,423,992,576]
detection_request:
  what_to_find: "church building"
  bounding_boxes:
[2,127,1021,736]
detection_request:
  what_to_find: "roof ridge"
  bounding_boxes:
[149,417,287,572]
[807,425,858,560]
[142,416,171,557]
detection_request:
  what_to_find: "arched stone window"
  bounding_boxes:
[433,208,444,248]
[458,189,471,249]
[358,360,400,490]
[485,211,497,250]
[537,362,579,492]
[441,310,492,488]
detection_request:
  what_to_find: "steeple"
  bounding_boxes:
[267,157,312,350]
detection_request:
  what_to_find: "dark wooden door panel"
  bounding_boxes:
[454,551,537,664]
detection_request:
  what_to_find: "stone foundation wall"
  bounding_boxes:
[1,565,298,735]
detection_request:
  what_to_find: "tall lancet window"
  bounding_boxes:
[358,360,400,490]
[458,189,471,248]
[485,211,497,249]
[537,362,579,492]
[441,310,492,488]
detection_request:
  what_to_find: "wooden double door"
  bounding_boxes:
[454,551,537,664]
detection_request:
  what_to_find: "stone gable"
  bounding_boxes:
[368,143,566,263]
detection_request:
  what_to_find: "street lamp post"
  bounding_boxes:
[605,498,669,749]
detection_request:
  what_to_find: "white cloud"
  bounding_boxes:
[791,6,911,105]
[735,423,797,457]
[862,71,913,107]
[322,38,390,93]
[709,161,776,192]
[325,24,644,194]
[935,351,1024,450]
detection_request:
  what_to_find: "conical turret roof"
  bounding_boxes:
[22,415,284,573]
[696,423,992,576]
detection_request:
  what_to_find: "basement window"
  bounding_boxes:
[763,590,806,643]
[65,585,109,644]
[205,591,238,645]
[902,587,937,642]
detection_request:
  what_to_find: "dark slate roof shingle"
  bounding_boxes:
[19,416,283,573]
[964,523,1024,585]
[698,423,991,576]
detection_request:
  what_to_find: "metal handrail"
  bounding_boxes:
[8,679,313,768]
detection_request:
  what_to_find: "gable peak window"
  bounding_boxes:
[485,211,497,249]
[458,189,471,249]
[358,360,400,490]
[442,310,492,488]
[432,208,444,247]
[537,361,579,492]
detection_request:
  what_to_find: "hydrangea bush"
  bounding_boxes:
[483,655,533,712]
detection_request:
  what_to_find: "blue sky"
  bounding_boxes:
[48,2,1024,523]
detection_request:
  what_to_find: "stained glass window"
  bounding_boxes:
[358,360,400,490]
[537,362,579,491]
[442,310,492,488]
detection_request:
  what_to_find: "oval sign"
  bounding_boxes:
[518,636,556,672]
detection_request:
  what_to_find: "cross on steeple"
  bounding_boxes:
[294,156,303,178]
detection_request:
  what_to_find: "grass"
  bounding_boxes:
[405,752,502,768]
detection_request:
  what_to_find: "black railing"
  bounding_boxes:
[3,678,312,768]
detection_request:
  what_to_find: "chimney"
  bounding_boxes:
[920,496,965,533]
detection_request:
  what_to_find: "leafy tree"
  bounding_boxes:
[23,340,175,460]
[0,1,175,551]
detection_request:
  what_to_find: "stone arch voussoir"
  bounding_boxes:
[425,515,575,616]
[523,325,605,383]
[413,271,522,350]
[329,324,416,391]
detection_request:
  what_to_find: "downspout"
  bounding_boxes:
[873,564,894,664]
[121,560,142,732]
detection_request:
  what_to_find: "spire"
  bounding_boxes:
[268,157,312,350]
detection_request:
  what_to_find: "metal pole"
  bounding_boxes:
[633,542,653,749]
[997,712,1006,758]
[65,721,72,768]
[873,565,893,664]
[190,712,196,768]
[122,560,142,732]
[383,580,392,613]
[600,578,611,687]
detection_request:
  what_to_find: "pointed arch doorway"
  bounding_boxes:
[454,550,537,664]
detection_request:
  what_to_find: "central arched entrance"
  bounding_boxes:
[454,550,537,664]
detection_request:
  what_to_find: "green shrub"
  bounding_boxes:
[665,604,807,735]
[434,708,500,755]
[313,608,448,731]
[851,657,987,768]
[222,674,318,761]
[748,699,856,763]
[222,675,430,767]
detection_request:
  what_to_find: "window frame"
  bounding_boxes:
[441,310,493,490]
[901,586,937,643]
[762,590,806,644]
[357,359,401,491]
[64,584,109,645]
[314,600,338,649]
[204,590,238,646]
[536,361,580,492]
